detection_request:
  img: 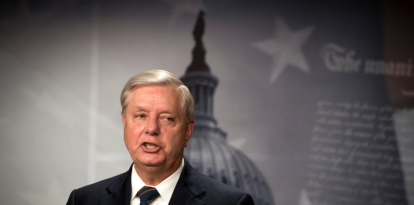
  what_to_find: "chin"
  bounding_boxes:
[136,156,165,168]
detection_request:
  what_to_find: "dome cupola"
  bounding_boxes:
[181,11,275,205]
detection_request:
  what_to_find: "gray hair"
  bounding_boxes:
[120,69,194,123]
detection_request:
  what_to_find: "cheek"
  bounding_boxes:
[130,125,143,136]
[125,124,144,146]
[165,129,187,149]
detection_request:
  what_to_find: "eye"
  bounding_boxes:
[136,114,145,118]
[166,117,173,121]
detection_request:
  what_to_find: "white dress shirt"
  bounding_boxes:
[130,158,184,205]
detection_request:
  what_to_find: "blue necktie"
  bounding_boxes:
[137,186,160,205]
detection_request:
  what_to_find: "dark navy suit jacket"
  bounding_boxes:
[66,159,255,205]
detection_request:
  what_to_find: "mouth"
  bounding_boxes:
[141,142,161,152]
[144,142,157,149]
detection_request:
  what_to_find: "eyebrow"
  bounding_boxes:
[131,106,147,112]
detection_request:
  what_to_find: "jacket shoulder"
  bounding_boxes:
[197,173,255,205]
[66,172,128,205]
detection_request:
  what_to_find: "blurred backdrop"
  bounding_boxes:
[1,0,414,205]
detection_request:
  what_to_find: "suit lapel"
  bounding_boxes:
[100,165,133,205]
[169,159,206,205]
[99,160,205,205]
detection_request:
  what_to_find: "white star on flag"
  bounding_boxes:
[253,15,314,83]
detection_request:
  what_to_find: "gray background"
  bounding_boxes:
[1,0,413,205]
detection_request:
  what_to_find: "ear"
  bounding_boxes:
[184,120,194,147]
[122,113,126,129]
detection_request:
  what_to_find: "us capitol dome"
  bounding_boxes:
[181,11,275,205]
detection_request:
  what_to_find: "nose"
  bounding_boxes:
[145,116,160,136]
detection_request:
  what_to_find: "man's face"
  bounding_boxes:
[122,85,193,171]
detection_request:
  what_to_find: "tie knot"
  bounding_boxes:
[137,186,160,205]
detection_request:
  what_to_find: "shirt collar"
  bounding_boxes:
[130,158,185,203]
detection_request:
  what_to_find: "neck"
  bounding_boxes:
[134,158,183,186]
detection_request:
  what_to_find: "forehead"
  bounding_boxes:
[128,85,181,109]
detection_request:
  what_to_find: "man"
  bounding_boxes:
[66,69,255,205]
